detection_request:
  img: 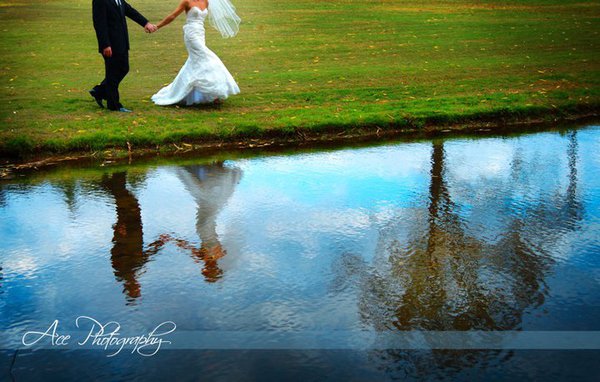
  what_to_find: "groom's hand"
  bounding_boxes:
[144,23,158,33]
[102,47,112,58]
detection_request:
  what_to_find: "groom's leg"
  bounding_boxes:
[104,52,129,110]
[89,59,108,107]
[92,56,112,101]
[93,80,108,100]
[104,55,120,110]
[115,51,130,102]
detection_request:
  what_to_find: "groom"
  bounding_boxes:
[90,0,157,112]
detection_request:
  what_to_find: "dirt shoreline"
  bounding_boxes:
[1,111,598,178]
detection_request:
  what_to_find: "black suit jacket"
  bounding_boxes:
[92,0,148,54]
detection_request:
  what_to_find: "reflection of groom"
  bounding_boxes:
[90,0,157,112]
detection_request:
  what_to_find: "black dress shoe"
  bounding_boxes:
[89,89,104,108]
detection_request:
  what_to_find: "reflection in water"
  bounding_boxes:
[176,163,242,282]
[364,135,583,330]
[565,131,583,223]
[1,126,598,380]
[56,181,78,214]
[355,133,584,377]
[101,172,149,301]
[100,163,242,300]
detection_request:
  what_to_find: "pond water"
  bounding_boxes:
[1,125,599,381]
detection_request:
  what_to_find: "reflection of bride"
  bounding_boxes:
[176,162,242,281]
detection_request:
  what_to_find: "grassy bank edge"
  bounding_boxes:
[2,102,599,166]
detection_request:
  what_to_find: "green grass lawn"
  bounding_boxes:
[0,0,598,158]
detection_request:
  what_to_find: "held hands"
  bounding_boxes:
[144,22,158,33]
[103,23,156,58]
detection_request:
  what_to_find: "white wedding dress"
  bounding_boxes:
[151,7,240,106]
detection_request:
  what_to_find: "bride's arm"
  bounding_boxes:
[157,0,187,30]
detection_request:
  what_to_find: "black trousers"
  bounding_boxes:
[93,51,129,110]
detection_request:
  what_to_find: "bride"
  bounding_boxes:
[152,0,240,106]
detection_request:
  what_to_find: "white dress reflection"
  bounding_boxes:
[175,162,242,282]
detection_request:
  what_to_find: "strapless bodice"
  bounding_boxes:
[186,7,208,23]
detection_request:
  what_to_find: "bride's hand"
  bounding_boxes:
[144,23,158,33]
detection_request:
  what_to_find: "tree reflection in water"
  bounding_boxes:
[100,162,241,302]
[350,133,583,377]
